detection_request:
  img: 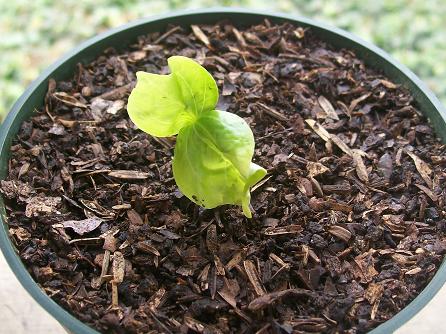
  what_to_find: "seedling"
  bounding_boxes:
[127,56,266,217]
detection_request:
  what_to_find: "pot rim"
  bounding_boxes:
[1,7,445,334]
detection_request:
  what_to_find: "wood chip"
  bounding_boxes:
[232,28,247,47]
[405,267,422,276]
[415,184,438,202]
[257,102,288,121]
[112,251,125,283]
[218,278,240,308]
[53,92,87,109]
[243,260,266,296]
[248,289,313,311]
[307,161,330,177]
[214,255,226,276]
[349,93,371,113]
[108,170,150,180]
[264,224,303,236]
[148,287,166,311]
[352,149,369,183]
[365,283,384,305]
[198,264,211,291]
[269,253,289,268]
[296,177,314,196]
[191,25,210,47]
[322,183,352,194]
[318,95,339,120]
[127,209,144,225]
[406,150,433,188]
[112,203,132,210]
[305,119,331,142]
[96,83,132,101]
[135,241,161,256]
[110,251,125,308]
[380,79,399,89]
[91,250,110,289]
[309,198,352,213]
[328,225,352,243]
[206,224,218,255]
[226,250,245,271]
[330,134,354,157]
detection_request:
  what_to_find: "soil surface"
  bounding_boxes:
[2,20,446,334]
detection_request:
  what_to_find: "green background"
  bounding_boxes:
[1,0,445,122]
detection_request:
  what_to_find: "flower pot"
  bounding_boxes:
[1,8,445,334]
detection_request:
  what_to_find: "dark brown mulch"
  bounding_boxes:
[1,20,446,334]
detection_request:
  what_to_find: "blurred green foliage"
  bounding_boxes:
[1,0,445,122]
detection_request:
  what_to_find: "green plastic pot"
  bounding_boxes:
[1,8,445,334]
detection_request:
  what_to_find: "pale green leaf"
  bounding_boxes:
[168,56,219,115]
[127,71,189,137]
[172,110,267,218]
[127,56,266,217]
[127,56,218,137]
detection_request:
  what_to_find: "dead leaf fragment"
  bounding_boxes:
[90,98,124,119]
[198,264,211,291]
[56,217,103,236]
[25,196,61,217]
[9,227,31,241]
[0,180,34,201]
[353,250,378,283]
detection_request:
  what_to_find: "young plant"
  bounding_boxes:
[127,56,266,218]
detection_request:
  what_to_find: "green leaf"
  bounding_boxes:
[127,56,266,217]
[168,56,219,115]
[127,56,218,136]
[172,110,267,218]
